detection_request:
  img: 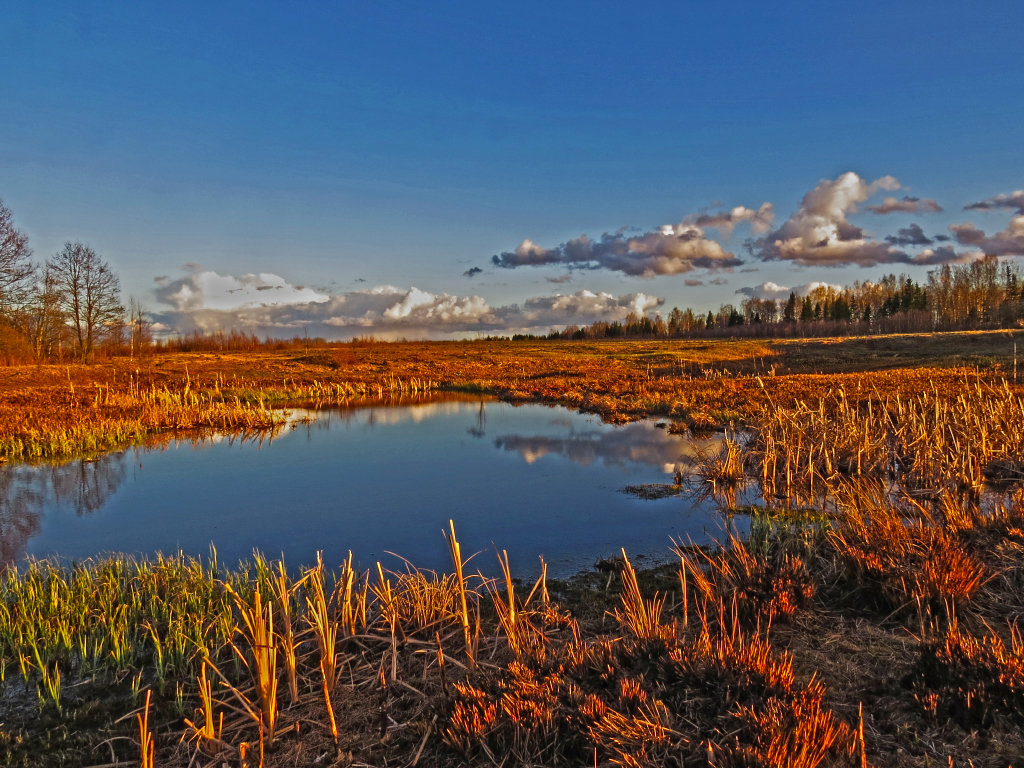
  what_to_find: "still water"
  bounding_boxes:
[0,399,749,577]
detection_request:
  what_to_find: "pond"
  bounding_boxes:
[0,398,753,577]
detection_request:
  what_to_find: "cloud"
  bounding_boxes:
[493,421,701,471]
[965,190,1024,214]
[751,171,909,267]
[867,196,943,214]
[885,223,933,246]
[951,215,1024,257]
[518,290,663,327]
[545,273,573,284]
[463,266,483,278]
[688,202,775,236]
[909,246,986,266]
[150,268,664,340]
[492,224,743,277]
[736,281,842,301]
[155,267,329,312]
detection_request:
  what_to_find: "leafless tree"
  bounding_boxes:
[48,242,125,361]
[0,199,34,316]
[24,265,68,360]
[127,297,151,359]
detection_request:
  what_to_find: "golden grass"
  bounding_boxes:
[3,330,1021,462]
[3,331,1024,765]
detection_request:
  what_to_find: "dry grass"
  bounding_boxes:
[2,329,1021,462]
[3,331,1024,766]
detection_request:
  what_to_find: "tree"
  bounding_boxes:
[48,242,124,361]
[127,297,151,359]
[0,199,34,316]
[783,292,798,323]
[24,265,67,360]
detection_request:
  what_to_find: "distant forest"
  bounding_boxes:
[532,257,1024,341]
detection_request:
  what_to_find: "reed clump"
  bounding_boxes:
[751,375,1024,500]
[913,617,1024,729]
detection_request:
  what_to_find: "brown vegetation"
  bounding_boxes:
[2,331,1024,766]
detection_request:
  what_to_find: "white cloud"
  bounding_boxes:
[751,172,974,268]
[752,171,908,267]
[154,267,329,311]
[487,199,779,280]
[736,281,842,301]
[492,227,742,277]
[688,202,775,236]
[519,290,663,326]
[150,269,664,339]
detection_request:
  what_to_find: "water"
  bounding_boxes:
[0,399,750,577]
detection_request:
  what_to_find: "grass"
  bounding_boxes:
[2,330,1024,765]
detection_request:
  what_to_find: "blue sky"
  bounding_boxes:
[3,1,1022,338]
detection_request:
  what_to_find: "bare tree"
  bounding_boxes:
[0,199,34,316]
[24,265,68,360]
[48,242,124,362]
[127,297,151,360]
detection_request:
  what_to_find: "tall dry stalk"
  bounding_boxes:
[615,549,670,640]
[373,562,401,683]
[487,549,539,656]
[269,560,302,706]
[226,584,279,746]
[305,553,341,743]
[184,661,226,755]
[336,551,367,636]
[137,688,155,768]
[445,520,476,666]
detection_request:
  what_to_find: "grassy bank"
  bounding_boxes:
[1,494,1022,767]
[1,329,1022,462]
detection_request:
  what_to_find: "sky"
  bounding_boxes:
[2,1,1023,339]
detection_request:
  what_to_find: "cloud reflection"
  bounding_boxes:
[493,422,720,474]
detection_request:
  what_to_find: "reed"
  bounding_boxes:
[614,549,670,640]
[137,689,155,768]
[225,583,279,746]
[445,520,476,666]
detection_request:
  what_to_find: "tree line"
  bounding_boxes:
[0,199,142,363]
[544,257,1024,341]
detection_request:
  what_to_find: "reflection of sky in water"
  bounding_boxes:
[0,401,745,577]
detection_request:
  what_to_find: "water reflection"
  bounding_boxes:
[0,454,126,564]
[494,421,722,476]
[0,399,739,576]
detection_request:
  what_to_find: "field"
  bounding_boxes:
[1,330,1023,767]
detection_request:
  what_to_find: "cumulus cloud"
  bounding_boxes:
[885,223,933,246]
[735,281,842,301]
[492,223,743,278]
[751,171,909,267]
[518,290,663,327]
[155,267,329,311]
[867,196,943,214]
[951,215,1024,257]
[964,190,1024,214]
[949,191,1024,258]
[150,268,664,340]
[688,202,775,236]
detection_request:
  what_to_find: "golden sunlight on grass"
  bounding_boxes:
[2,331,1024,766]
